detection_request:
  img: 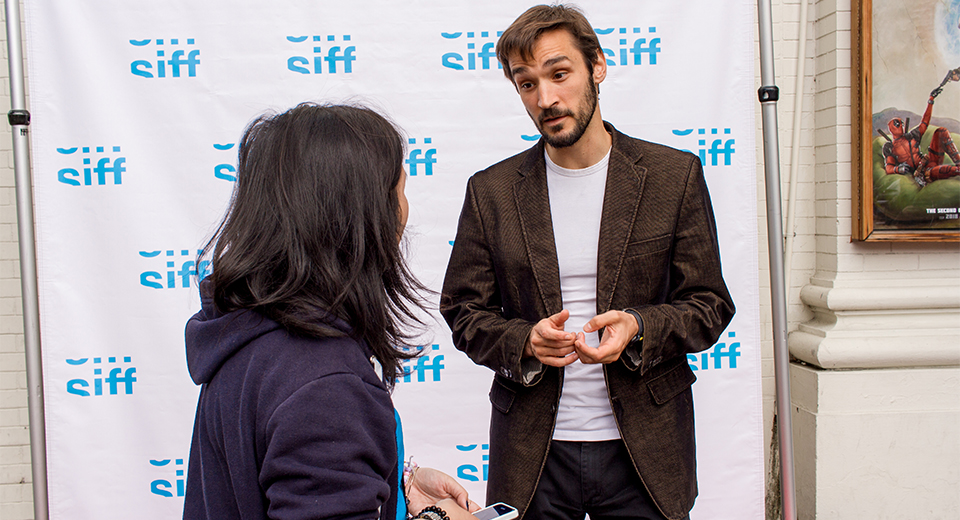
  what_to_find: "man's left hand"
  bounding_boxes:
[575,310,639,364]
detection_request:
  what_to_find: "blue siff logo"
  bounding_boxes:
[673,128,736,167]
[150,458,185,498]
[130,38,200,78]
[213,143,236,182]
[65,356,136,397]
[406,137,437,176]
[441,26,661,71]
[399,344,444,383]
[287,35,356,74]
[456,443,489,482]
[595,27,661,66]
[56,146,126,186]
[140,249,210,289]
[687,331,741,371]
[441,31,501,71]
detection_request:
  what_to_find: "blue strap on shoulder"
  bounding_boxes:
[395,409,407,520]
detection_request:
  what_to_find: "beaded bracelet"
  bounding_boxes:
[414,505,449,520]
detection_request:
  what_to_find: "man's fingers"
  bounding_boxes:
[574,326,627,364]
[582,310,617,333]
[533,311,577,344]
[574,341,601,363]
[576,341,617,364]
[539,351,579,367]
[532,338,578,366]
[547,309,570,327]
[534,343,576,358]
[535,327,576,343]
[572,331,588,350]
[595,342,620,363]
[528,311,586,364]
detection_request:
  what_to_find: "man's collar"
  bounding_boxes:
[516,121,643,176]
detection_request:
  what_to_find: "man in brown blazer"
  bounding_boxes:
[440,5,735,520]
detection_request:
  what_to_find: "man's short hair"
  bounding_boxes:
[496,4,602,84]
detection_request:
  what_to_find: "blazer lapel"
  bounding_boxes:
[513,143,564,316]
[597,128,645,313]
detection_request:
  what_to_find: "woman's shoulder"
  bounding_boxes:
[253,330,385,390]
[199,325,390,426]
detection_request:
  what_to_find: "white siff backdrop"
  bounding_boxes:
[22,0,764,518]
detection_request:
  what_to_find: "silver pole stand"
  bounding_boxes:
[756,0,797,519]
[5,0,50,518]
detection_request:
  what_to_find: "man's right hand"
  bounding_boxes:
[524,309,581,367]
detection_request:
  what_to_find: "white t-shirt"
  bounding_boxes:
[545,149,620,441]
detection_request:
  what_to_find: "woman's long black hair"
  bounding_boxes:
[201,102,426,385]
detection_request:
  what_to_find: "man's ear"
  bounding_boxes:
[593,48,607,85]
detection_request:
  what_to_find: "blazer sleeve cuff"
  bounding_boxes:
[518,326,545,386]
[621,308,644,371]
[521,356,545,385]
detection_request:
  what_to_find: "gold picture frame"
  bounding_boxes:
[853,0,960,242]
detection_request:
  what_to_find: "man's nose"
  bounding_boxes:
[538,83,559,109]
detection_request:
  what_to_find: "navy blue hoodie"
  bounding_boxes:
[183,281,399,520]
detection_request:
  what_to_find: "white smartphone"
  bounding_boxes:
[473,502,519,520]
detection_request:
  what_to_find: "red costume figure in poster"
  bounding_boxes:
[881,68,960,187]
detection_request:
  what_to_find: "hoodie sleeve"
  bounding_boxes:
[259,373,397,520]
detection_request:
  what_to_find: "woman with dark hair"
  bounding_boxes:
[182,103,480,520]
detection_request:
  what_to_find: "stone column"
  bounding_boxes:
[789,2,960,517]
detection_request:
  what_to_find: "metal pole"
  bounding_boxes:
[756,0,797,519]
[5,0,50,518]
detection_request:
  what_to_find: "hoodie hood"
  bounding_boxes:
[185,280,282,385]
[185,280,356,385]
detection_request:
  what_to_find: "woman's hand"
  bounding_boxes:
[432,498,480,520]
[406,467,480,514]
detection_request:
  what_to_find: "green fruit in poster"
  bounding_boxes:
[871,128,960,222]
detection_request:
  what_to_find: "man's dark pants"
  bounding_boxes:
[525,440,689,520]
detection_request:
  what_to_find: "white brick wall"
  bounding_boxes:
[0,3,35,519]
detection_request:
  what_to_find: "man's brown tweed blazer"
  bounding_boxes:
[441,123,736,520]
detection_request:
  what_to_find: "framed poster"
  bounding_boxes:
[853,0,960,241]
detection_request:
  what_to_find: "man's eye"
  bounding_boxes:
[554,71,567,80]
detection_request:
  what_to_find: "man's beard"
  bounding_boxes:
[535,77,598,148]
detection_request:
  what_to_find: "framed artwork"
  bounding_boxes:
[853,0,960,241]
